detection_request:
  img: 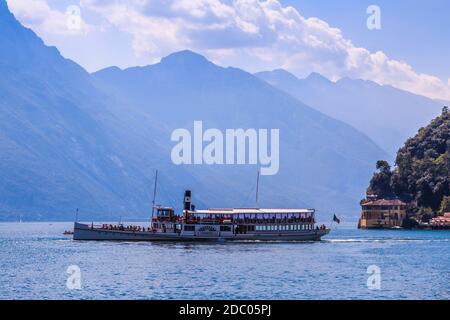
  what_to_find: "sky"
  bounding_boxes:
[5,0,450,101]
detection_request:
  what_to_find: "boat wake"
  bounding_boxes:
[324,238,449,243]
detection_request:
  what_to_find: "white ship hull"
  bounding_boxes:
[73,222,329,242]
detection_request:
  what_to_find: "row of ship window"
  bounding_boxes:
[182,224,313,232]
[255,224,313,231]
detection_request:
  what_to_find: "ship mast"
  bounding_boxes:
[151,170,158,219]
[256,169,260,208]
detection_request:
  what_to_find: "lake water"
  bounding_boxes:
[0,222,448,300]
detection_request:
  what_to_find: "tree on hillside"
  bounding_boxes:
[365,107,450,212]
[439,196,450,215]
[367,160,394,198]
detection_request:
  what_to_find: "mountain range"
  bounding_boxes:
[255,69,443,155]
[0,0,439,221]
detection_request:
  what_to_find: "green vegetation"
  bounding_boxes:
[367,107,450,216]
[439,196,450,214]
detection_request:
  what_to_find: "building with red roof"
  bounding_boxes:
[429,213,450,229]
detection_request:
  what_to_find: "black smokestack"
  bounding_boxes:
[184,190,191,211]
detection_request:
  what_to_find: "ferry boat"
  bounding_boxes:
[73,190,330,242]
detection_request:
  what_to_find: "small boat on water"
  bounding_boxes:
[73,191,330,242]
[63,230,74,235]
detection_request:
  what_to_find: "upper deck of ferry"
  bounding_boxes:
[153,206,316,225]
[153,189,317,227]
[190,208,315,215]
[182,208,316,226]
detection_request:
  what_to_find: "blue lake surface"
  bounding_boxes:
[0,222,448,300]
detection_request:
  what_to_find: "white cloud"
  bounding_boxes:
[8,0,450,100]
[7,0,91,35]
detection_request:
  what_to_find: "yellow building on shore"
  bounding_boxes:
[358,199,408,229]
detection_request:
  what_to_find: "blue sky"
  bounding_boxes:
[6,0,450,100]
[282,0,450,82]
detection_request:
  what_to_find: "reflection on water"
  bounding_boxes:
[0,222,449,300]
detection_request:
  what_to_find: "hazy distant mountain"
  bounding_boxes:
[255,69,443,155]
[0,0,169,220]
[0,0,387,220]
[92,50,388,217]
